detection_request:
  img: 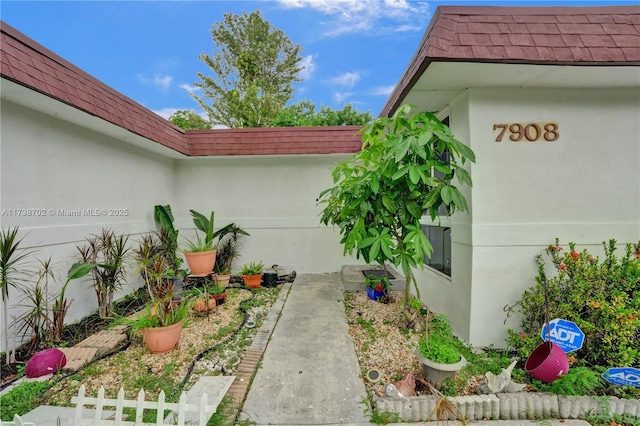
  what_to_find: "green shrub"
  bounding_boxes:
[0,380,51,420]
[507,239,640,369]
[531,366,606,396]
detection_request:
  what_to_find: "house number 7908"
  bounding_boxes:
[493,122,559,142]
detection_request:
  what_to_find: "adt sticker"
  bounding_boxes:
[540,318,585,353]
[603,367,640,387]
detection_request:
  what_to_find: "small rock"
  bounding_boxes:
[393,372,416,397]
[385,383,402,397]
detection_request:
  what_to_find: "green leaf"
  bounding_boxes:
[369,240,381,263]
[358,237,376,249]
[441,185,453,205]
[391,166,409,181]
[370,176,380,194]
[451,139,476,162]
[450,187,469,212]
[382,195,396,213]
[422,185,442,210]
[394,138,411,163]
[454,165,472,187]
[67,263,94,281]
[409,165,420,185]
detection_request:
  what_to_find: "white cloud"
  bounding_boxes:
[372,85,395,96]
[152,108,179,120]
[153,74,172,90]
[330,71,360,88]
[298,55,316,80]
[334,91,353,103]
[179,84,200,94]
[152,108,208,122]
[138,73,173,91]
[278,0,429,36]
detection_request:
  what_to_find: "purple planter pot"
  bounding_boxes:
[525,341,570,383]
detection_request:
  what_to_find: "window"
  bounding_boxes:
[422,225,451,277]
[422,116,452,277]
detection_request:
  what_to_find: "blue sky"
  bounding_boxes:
[2,0,636,119]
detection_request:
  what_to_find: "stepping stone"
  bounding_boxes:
[58,347,99,371]
[164,376,235,424]
[74,326,128,357]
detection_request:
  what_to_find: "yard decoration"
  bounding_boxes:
[318,104,475,303]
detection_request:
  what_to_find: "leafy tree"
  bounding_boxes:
[270,101,373,127]
[193,10,304,128]
[318,104,475,302]
[168,110,211,130]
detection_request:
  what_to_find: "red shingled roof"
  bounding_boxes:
[189,126,362,156]
[382,5,640,117]
[0,21,363,156]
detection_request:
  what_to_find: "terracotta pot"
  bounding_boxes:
[414,348,467,390]
[212,291,227,305]
[243,273,262,288]
[193,297,216,313]
[214,273,231,287]
[142,322,183,354]
[525,341,569,383]
[185,249,216,276]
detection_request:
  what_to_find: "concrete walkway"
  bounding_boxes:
[240,273,370,424]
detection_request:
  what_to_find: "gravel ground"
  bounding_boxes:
[42,286,276,406]
[345,290,425,397]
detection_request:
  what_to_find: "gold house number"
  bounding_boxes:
[493,122,559,142]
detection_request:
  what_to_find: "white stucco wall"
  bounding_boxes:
[0,99,359,352]
[174,155,359,274]
[416,86,640,347]
[0,101,178,352]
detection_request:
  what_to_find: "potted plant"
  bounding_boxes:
[210,281,227,305]
[240,261,264,289]
[212,223,249,283]
[120,287,188,354]
[415,314,467,389]
[184,209,217,276]
[365,274,389,301]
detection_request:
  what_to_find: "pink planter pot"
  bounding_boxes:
[185,249,216,276]
[142,322,183,354]
[525,341,569,383]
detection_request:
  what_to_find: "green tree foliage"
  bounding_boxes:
[270,100,373,127]
[168,110,211,130]
[193,10,304,128]
[318,104,475,301]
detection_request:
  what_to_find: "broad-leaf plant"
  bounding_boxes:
[318,104,476,302]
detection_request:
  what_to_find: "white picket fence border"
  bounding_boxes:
[71,385,216,425]
[0,414,35,426]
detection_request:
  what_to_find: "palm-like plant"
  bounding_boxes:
[77,228,130,318]
[213,223,249,274]
[1,226,32,364]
